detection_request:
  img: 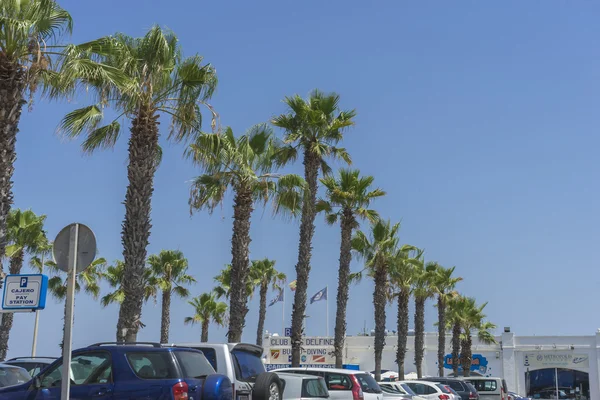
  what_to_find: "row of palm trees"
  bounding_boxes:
[0,0,496,381]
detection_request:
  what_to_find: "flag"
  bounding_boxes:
[268,289,283,307]
[289,280,297,291]
[310,287,327,304]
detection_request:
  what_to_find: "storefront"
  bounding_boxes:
[262,330,600,399]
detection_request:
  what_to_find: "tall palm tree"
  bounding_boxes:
[272,90,356,366]
[58,26,217,342]
[316,169,384,368]
[0,209,48,360]
[351,219,400,382]
[388,246,423,380]
[0,0,72,267]
[185,292,227,342]
[249,258,286,346]
[458,297,497,377]
[146,250,195,343]
[188,125,303,343]
[46,258,107,349]
[431,264,462,376]
[212,264,255,301]
[412,261,436,378]
[446,295,464,377]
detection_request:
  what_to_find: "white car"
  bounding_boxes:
[400,380,460,400]
[378,382,426,400]
[276,367,384,400]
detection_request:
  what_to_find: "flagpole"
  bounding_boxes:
[282,288,285,336]
[326,286,329,337]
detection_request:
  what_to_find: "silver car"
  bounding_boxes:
[276,372,330,400]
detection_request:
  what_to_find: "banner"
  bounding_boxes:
[524,353,589,369]
[267,336,335,365]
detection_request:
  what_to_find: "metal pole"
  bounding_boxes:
[326,286,329,337]
[281,289,285,336]
[31,254,44,357]
[61,223,78,400]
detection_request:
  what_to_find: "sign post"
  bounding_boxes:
[52,223,96,400]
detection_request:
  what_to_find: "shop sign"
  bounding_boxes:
[269,347,335,364]
[524,352,589,369]
[443,353,489,375]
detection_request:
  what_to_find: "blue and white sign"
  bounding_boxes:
[284,327,291,336]
[2,274,48,310]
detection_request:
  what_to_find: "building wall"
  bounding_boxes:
[263,330,600,399]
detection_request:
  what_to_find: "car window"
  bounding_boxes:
[447,381,464,391]
[231,349,265,382]
[406,383,423,395]
[325,373,352,390]
[437,384,452,394]
[126,352,178,379]
[425,385,438,395]
[354,373,381,394]
[174,351,215,378]
[302,378,329,398]
[40,352,112,388]
[195,347,218,370]
[469,380,497,392]
[400,384,417,396]
[0,366,30,388]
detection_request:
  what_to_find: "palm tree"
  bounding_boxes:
[0,209,48,360]
[188,125,303,343]
[0,0,72,267]
[351,219,400,382]
[146,250,195,343]
[249,258,286,346]
[58,26,217,342]
[272,90,356,366]
[212,264,253,301]
[431,265,462,376]
[388,246,423,380]
[446,295,464,377]
[46,258,107,349]
[412,261,436,378]
[316,169,384,368]
[458,297,497,377]
[185,292,227,342]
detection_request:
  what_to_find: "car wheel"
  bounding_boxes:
[252,372,282,400]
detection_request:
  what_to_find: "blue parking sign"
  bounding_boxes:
[285,327,291,336]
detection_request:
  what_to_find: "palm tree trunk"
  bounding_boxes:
[256,282,268,346]
[227,187,253,343]
[437,296,446,377]
[201,320,209,342]
[291,151,319,367]
[334,210,354,368]
[452,322,461,377]
[414,296,425,378]
[0,57,25,270]
[160,290,171,344]
[396,288,410,380]
[0,250,24,360]
[373,265,387,382]
[461,336,472,377]
[116,104,159,342]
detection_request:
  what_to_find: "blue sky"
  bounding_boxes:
[6,0,600,358]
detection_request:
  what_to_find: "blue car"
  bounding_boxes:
[0,342,233,400]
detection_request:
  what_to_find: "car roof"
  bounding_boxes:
[277,372,322,379]
[5,357,56,363]
[169,342,263,355]
[276,367,369,374]
[0,363,29,371]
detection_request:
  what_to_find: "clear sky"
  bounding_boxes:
[6,0,600,359]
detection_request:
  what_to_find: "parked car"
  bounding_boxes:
[0,364,30,388]
[507,391,530,400]
[420,377,479,400]
[378,382,426,399]
[400,380,459,400]
[3,356,57,377]
[275,372,330,400]
[170,342,282,400]
[461,377,508,400]
[0,342,233,400]
[378,383,413,399]
[276,367,384,400]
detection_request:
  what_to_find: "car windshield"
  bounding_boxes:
[355,373,382,394]
[174,351,215,379]
[302,378,329,398]
[231,349,265,382]
[0,366,31,387]
[400,384,417,396]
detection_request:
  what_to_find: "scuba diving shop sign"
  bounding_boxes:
[443,354,489,375]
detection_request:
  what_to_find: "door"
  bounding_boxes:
[34,351,114,399]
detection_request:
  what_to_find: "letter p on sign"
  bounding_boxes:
[20,277,28,288]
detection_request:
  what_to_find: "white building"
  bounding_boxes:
[263,330,598,399]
